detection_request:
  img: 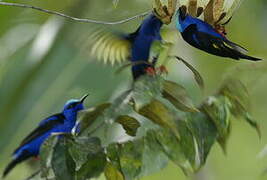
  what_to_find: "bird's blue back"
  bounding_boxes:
[130,14,163,79]
[13,99,84,158]
[176,11,225,39]
[131,14,163,62]
[14,120,66,157]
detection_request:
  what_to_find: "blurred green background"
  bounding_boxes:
[0,0,267,179]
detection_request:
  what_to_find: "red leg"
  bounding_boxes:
[145,67,156,76]
[215,25,227,37]
[34,156,40,160]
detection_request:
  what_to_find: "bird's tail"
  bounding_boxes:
[2,151,31,178]
[238,54,262,61]
[225,40,262,61]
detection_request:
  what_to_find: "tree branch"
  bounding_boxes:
[23,169,41,180]
[0,2,150,25]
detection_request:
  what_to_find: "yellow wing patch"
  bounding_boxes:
[212,43,219,49]
[89,29,131,65]
[223,40,248,54]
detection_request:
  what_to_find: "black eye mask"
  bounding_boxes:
[66,102,79,110]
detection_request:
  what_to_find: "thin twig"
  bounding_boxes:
[23,169,41,180]
[115,61,153,74]
[0,2,150,25]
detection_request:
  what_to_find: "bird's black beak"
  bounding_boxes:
[79,94,89,104]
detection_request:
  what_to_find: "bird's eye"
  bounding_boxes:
[67,103,76,110]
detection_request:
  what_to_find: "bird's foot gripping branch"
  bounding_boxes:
[31,75,259,180]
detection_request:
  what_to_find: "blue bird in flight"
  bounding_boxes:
[90,13,166,80]
[176,8,261,61]
[2,94,88,178]
[129,14,163,79]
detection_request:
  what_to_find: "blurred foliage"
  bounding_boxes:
[0,0,266,180]
[33,75,259,180]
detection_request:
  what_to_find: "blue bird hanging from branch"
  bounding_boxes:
[176,0,261,61]
[2,94,88,178]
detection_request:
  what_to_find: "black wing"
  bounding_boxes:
[196,32,261,61]
[195,31,241,59]
[124,26,140,43]
[182,24,261,61]
[13,113,65,154]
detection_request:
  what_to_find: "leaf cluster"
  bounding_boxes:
[33,74,259,180]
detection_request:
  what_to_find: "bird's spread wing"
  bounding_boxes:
[14,114,65,154]
[182,22,260,61]
[89,28,139,65]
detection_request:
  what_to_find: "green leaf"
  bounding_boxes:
[154,127,195,174]
[106,131,169,179]
[138,99,180,139]
[106,143,123,177]
[64,136,106,180]
[132,75,163,110]
[118,140,143,180]
[76,149,106,180]
[217,122,232,154]
[201,96,232,153]
[105,162,125,180]
[219,79,261,137]
[202,96,231,144]
[39,136,58,178]
[68,137,103,169]
[104,90,133,122]
[51,138,76,180]
[162,80,199,112]
[139,130,169,177]
[115,115,141,136]
[106,141,144,180]
[229,97,260,137]
[79,103,111,133]
[187,112,218,166]
[244,112,261,138]
[175,56,204,90]
[219,79,250,114]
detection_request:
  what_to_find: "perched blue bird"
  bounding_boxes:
[2,94,88,177]
[176,8,261,61]
[90,13,164,79]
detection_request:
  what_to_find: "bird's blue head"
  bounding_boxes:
[62,94,88,117]
[176,7,192,32]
